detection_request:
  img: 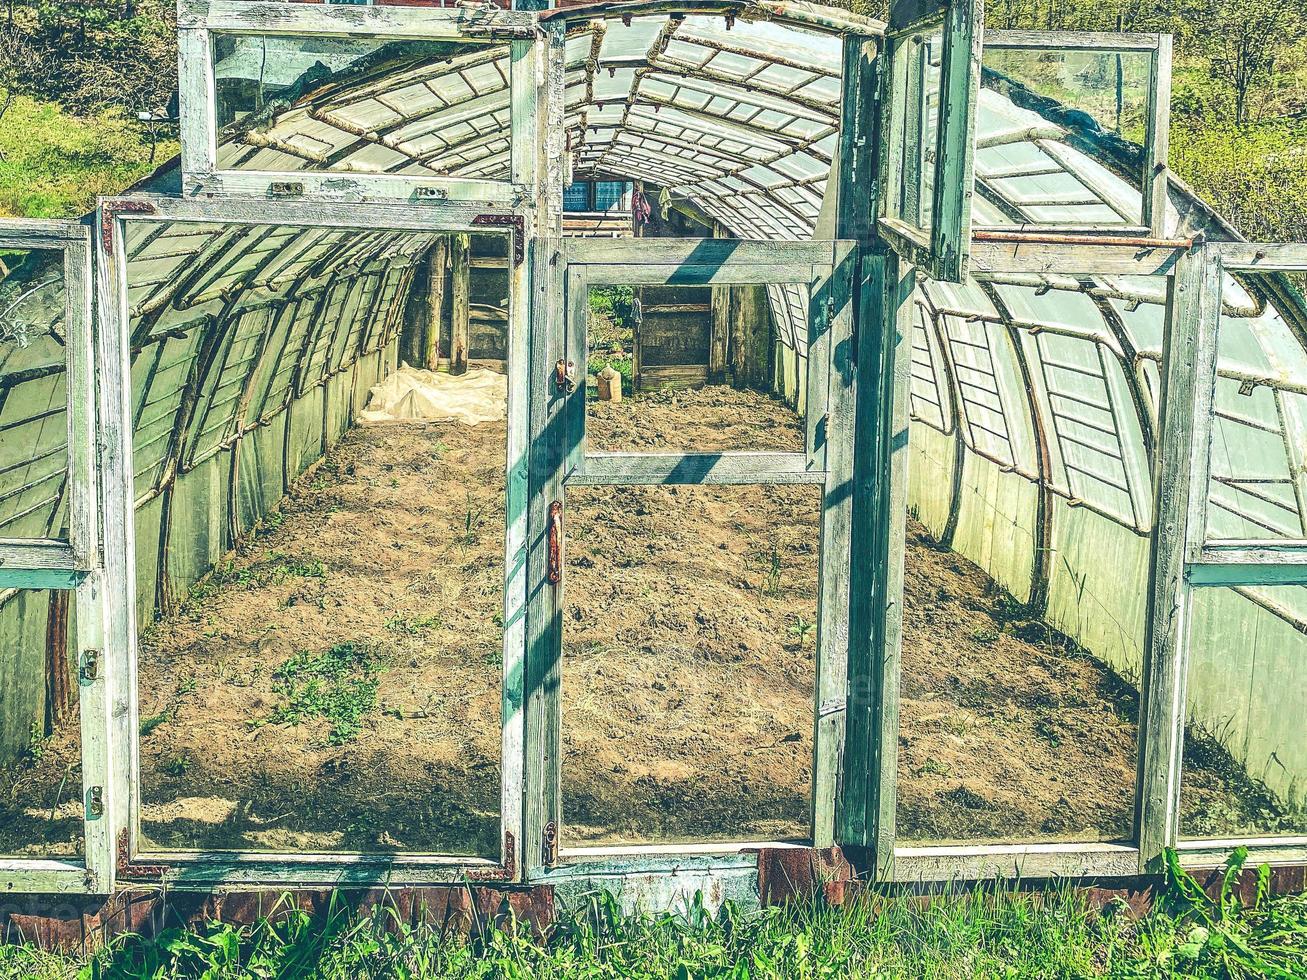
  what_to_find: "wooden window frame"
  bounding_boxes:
[978,30,1173,239]
[176,0,537,206]
[878,0,985,284]
[526,238,857,874]
[96,195,533,886]
[0,219,114,894]
[1144,242,1307,871]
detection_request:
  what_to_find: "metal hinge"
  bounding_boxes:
[542,821,559,866]
[78,649,100,685]
[86,786,104,820]
[269,181,304,197]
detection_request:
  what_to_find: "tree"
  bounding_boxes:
[1190,0,1304,125]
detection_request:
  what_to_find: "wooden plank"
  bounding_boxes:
[122,194,514,233]
[76,569,115,892]
[423,238,448,370]
[1187,563,1307,587]
[182,171,522,206]
[810,243,857,849]
[0,219,87,245]
[1146,35,1173,237]
[179,0,536,38]
[0,540,79,570]
[64,228,100,571]
[570,452,823,487]
[985,29,1164,51]
[0,861,99,895]
[582,263,826,287]
[927,0,983,283]
[1209,242,1307,271]
[564,238,837,267]
[968,238,1186,277]
[94,202,142,885]
[1176,839,1307,868]
[893,842,1140,881]
[1134,245,1222,873]
[0,569,86,590]
[177,28,216,180]
[450,234,472,376]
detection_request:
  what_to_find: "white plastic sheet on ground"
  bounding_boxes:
[360,364,508,426]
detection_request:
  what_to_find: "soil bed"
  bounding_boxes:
[0,385,1291,856]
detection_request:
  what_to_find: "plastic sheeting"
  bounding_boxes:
[359,364,508,426]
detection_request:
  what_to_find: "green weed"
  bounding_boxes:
[263,642,386,746]
[384,613,442,636]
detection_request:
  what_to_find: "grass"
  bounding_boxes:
[0,97,176,219]
[2,851,1304,979]
[259,641,387,746]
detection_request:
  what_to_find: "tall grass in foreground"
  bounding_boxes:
[1,851,1304,979]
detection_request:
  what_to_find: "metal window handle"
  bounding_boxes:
[548,501,563,585]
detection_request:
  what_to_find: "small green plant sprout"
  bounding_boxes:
[139,709,174,738]
[265,641,387,746]
[971,625,1000,644]
[162,754,192,777]
[461,491,489,545]
[788,614,816,647]
[384,613,442,636]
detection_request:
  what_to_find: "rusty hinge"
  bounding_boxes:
[542,821,559,866]
[548,501,563,585]
[85,785,104,820]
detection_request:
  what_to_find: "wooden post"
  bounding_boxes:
[1134,245,1221,872]
[424,236,448,371]
[43,590,73,734]
[709,223,730,383]
[450,232,471,375]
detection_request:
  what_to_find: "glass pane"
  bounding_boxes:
[899,294,1150,844]
[1181,585,1307,840]
[0,247,70,541]
[562,484,820,847]
[1204,294,1307,543]
[0,589,83,859]
[212,33,508,179]
[129,222,510,855]
[894,28,943,233]
[584,283,808,454]
[979,47,1152,227]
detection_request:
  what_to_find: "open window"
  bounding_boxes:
[1146,243,1307,868]
[977,31,1172,238]
[0,220,114,893]
[97,196,531,885]
[879,0,985,283]
[177,0,538,204]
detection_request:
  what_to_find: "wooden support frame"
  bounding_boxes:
[879,0,984,284]
[0,219,114,895]
[176,0,535,206]
[980,30,1173,239]
[1136,241,1307,872]
[95,194,533,886]
[541,237,857,865]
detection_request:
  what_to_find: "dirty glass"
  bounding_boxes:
[0,248,70,542]
[128,221,511,856]
[562,483,820,848]
[1203,287,1307,543]
[583,283,809,455]
[898,279,1151,845]
[1180,586,1307,840]
[0,589,83,859]
[979,46,1153,227]
[211,33,507,178]
[893,28,944,234]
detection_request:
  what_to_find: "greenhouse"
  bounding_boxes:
[0,0,1305,910]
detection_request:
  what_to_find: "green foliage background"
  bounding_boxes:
[0,0,1305,238]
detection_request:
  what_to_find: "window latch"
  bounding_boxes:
[548,501,564,586]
